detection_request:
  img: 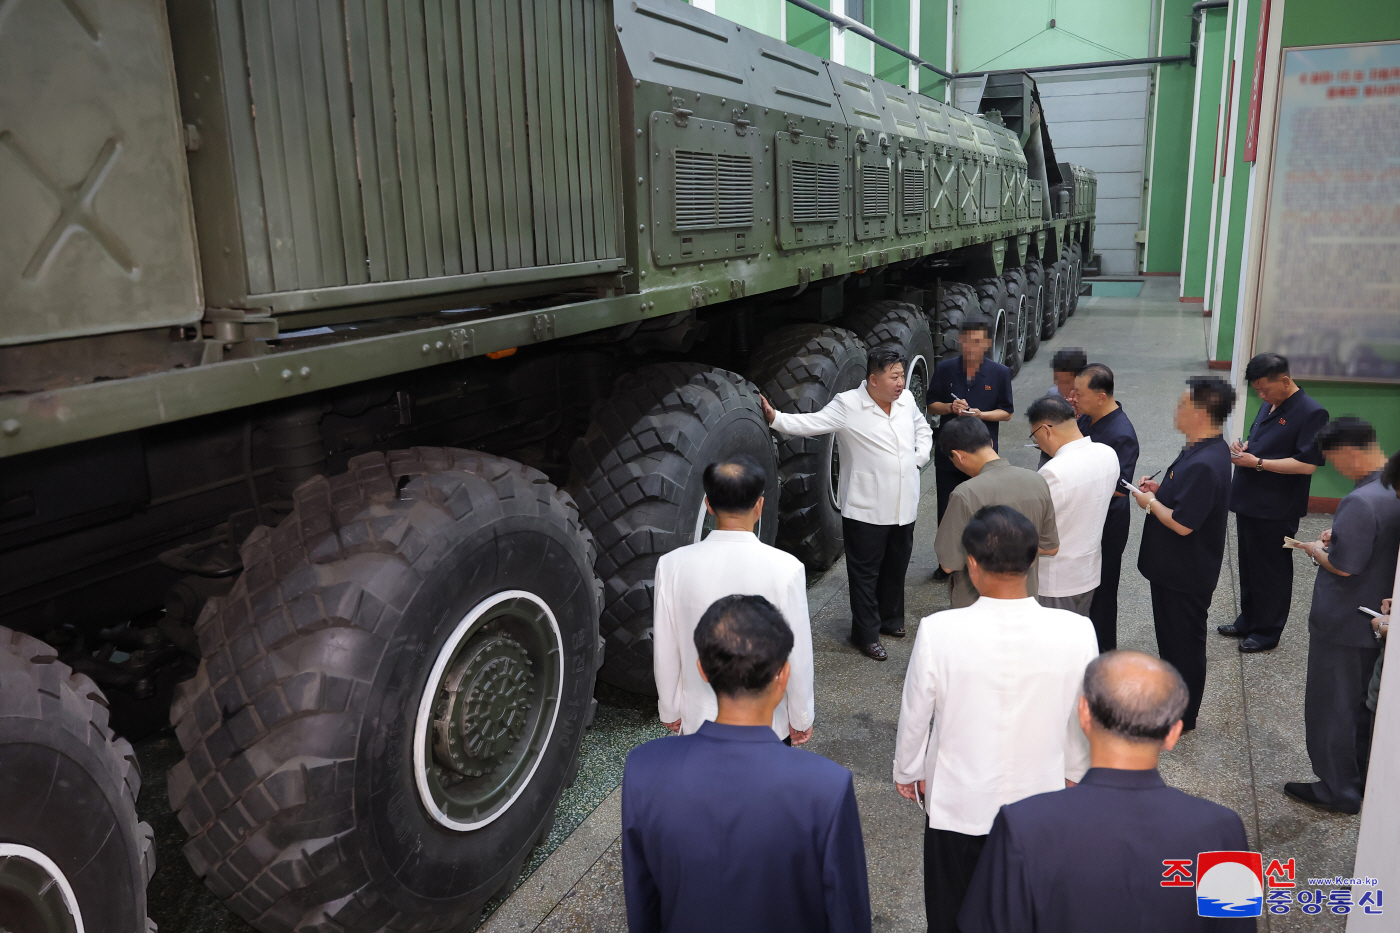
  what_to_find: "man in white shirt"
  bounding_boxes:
[652,455,814,743]
[894,504,1099,933]
[761,346,933,661]
[1027,395,1121,616]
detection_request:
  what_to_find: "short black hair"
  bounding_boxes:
[1083,651,1189,743]
[1185,375,1236,425]
[693,595,793,697]
[1383,448,1400,491]
[959,317,993,339]
[961,505,1038,575]
[866,344,906,379]
[1315,416,1377,453]
[703,455,766,513]
[1244,352,1290,383]
[1077,362,1114,395]
[1026,394,1076,426]
[937,415,992,458]
[1051,347,1087,375]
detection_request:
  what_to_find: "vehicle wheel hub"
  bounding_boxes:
[433,635,535,776]
[0,844,82,933]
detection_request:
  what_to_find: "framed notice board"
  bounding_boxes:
[1253,41,1400,382]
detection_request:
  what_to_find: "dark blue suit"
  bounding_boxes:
[959,768,1253,933]
[622,722,871,933]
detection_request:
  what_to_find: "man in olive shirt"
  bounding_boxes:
[934,418,1059,609]
[1285,419,1400,814]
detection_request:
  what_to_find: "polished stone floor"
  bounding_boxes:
[138,278,1361,933]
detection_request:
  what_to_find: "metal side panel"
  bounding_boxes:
[824,63,895,137]
[854,148,894,242]
[929,154,957,231]
[958,159,982,226]
[775,129,848,251]
[0,0,201,346]
[178,0,623,312]
[649,113,764,266]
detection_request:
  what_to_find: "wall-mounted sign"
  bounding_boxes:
[1253,40,1400,382]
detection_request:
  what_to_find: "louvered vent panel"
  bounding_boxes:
[902,169,926,215]
[674,151,753,230]
[716,154,754,226]
[675,151,719,230]
[862,165,891,217]
[792,160,842,223]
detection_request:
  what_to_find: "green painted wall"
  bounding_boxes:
[1243,383,1400,500]
[918,0,949,98]
[714,0,784,37]
[1279,0,1400,48]
[871,0,912,85]
[787,0,832,58]
[956,0,1149,71]
[1181,9,1226,298]
[1143,0,1196,273]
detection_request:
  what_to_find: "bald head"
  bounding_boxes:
[1083,651,1189,743]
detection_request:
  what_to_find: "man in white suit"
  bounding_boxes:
[652,455,815,744]
[762,345,933,661]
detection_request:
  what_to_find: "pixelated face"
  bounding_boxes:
[959,327,991,360]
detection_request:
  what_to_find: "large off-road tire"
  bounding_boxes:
[0,626,155,933]
[1067,242,1083,316]
[749,325,868,572]
[169,449,602,933]
[1001,267,1029,377]
[933,282,978,360]
[970,278,1010,368]
[839,300,936,417]
[1040,260,1062,340]
[1022,262,1045,362]
[568,364,779,694]
[1054,257,1072,326]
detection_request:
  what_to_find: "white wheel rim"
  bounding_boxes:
[0,844,85,933]
[413,590,564,831]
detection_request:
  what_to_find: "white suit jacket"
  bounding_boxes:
[770,384,933,526]
[893,596,1098,835]
[652,530,814,739]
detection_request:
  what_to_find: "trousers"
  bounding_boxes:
[1305,635,1380,810]
[935,466,968,524]
[1088,505,1131,651]
[924,826,988,933]
[1150,583,1213,731]
[1235,513,1300,642]
[1037,590,1094,616]
[843,517,915,645]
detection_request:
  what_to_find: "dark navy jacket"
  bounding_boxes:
[1230,389,1328,519]
[621,721,871,933]
[1139,436,1233,594]
[1081,404,1141,518]
[959,768,1253,933]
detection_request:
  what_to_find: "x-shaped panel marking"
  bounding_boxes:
[931,159,956,213]
[959,163,981,221]
[1,132,136,280]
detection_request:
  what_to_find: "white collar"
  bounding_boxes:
[699,529,759,543]
[1053,436,1092,456]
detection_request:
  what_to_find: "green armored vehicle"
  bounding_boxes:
[0,1,1094,930]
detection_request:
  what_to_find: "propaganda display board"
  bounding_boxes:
[1253,41,1400,382]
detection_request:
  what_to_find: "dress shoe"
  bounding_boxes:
[1284,781,1360,815]
[1239,635,1279,653]
[879,624,906,638]
[932,567,949,581]
[1217,623,1245,637]
[850,638,888,661]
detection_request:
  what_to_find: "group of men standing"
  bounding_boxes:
[619,315,1399,931]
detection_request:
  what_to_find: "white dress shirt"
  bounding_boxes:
[652,530,814,739]
[770,384,933,526]
[1037,436,1121,597]
[893,596,1098,835]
